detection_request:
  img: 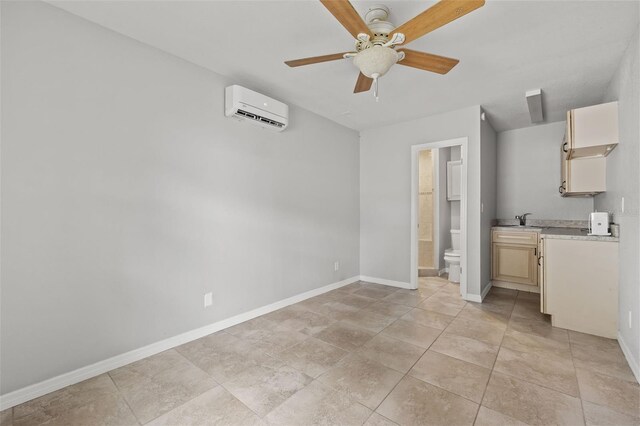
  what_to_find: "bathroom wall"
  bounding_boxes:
[450,146,461,230]
[437,147,451,270]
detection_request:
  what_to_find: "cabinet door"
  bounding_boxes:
[568,157,606,193]
[545,239,618,338]
[447,160,461,201]
[561,141,606,196]
[492,243,538,286]
[571,102,618,151]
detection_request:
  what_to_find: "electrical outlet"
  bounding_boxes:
[334,261,340,271]
[621,197,625,213]
[204,292,213,308]
[629,311,633,329]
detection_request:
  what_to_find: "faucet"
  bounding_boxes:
[515,213,532,226]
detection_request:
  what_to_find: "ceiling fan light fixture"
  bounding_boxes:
[286,0,484,97]
[353,46,401,78]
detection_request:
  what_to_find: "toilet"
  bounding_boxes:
[444,229,461,283]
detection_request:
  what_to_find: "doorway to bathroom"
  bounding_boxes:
[411,137,468,297]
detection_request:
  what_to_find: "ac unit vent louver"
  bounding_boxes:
[235,109,285,129]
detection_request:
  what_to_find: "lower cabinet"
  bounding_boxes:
[491,230,539,290]
[492,243,537,286]
[540,237,618,338]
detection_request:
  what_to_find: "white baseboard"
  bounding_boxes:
[359,275,413,289]
[465,282,491,303]
[618,331,640,384]
[0,275,360,411]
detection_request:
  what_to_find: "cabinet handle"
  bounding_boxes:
[538,255,543,266]
[562,142,568,153]
[559,180,567,194]
[534,247,537,256]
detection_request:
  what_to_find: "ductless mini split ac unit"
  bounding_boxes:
[225,85,289,131]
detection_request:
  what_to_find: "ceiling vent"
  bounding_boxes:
[526,89,544,123]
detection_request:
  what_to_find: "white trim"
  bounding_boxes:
[411,137,469,297]
[466,281,493,303]
[465,281,493,303]
[359,275,413,289]
[433,149,440,270]
[0,275,360,410]
[618,331,640,384]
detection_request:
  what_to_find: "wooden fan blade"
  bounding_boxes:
[354,72,373,93]
[320,0,372,39]
[392,0,485,45]
[285,52,350,67]
[398,49,459,74]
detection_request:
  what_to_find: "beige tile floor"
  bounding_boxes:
[3,278,639,425]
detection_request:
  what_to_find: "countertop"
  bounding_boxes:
[492,225,619,242]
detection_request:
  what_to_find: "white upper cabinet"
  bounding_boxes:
[447,160,461,201]
[566,101,618,159]
[560,143,606,197]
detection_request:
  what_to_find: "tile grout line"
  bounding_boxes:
[567,331,588,425]
[471,290,517,425]
[302,278,454,419]
[217,281,399,420]
[490,308,597,401]
[105,370,144,426]
[365,281,472,414]
[139,349,225,425]
[475,291,616,424]
[258,281,407,420]
[368,281,455,417]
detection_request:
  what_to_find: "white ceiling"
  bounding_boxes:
[48,0,639,132]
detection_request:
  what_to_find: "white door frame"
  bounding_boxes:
[432,149,440,271]
[410,137,468,298]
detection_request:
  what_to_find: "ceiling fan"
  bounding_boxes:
[285,0,485,100]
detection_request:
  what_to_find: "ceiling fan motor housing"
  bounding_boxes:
[364,4,395,47]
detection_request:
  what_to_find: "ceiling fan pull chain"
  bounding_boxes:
[372,73,380,102]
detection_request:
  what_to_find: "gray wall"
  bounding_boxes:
[0,1,360,394]
[480,116,498,293]
[497,122,594,220]
[595,31,640,369]
[360,106,484,297]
